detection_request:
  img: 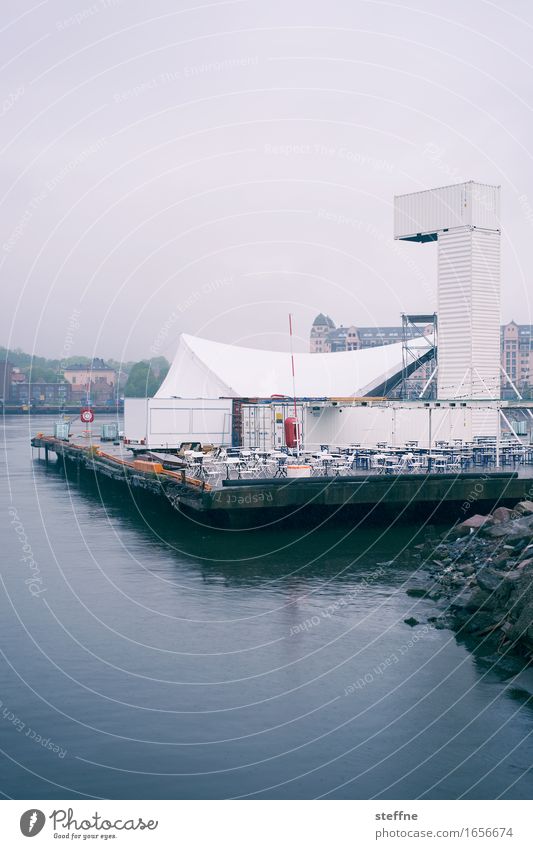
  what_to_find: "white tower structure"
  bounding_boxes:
[394,181,501,402]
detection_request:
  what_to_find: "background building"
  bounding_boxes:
[0,360,14,403]
[63,358,116,405]
[10,381,71,407]
[312,316,533,400]
[310,314,435,396]
[501,321,533,398]
[311,314,414,352]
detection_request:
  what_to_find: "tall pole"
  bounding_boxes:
[496,406,501,468]
[288,313,300,455]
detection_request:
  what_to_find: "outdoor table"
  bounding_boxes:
[223,457,245,479]
[474,450,496,467]
[372,454,387,473]
[459,451,473,469]
[427,453,450,471]
[383,457,402,473]
[317,454,335,475]
[273,456,288,477]
[185,451,206,475]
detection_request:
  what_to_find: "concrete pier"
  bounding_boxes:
[31,434,533,525]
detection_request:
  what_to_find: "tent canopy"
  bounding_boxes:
[155,333,434,400]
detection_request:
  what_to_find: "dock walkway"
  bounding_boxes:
[31,430,533,523]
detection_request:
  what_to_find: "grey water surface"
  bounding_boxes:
[1,415,532,800]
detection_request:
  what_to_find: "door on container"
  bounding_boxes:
[256,405,273,450]
[273,406,285,448]
[241,406,253,448]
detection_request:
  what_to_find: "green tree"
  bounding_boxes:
[124,361,160,397]
[24,364,62,383]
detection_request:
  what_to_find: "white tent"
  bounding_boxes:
[156,333,434,399]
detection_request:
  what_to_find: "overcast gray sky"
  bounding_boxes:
[2,0,532,363]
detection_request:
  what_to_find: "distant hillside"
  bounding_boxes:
[0,347,169,387]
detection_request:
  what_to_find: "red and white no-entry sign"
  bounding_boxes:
[80,408,94,424]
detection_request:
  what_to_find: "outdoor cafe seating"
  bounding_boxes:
[180,435,533,486]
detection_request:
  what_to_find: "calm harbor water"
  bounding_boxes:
[1,414,532,800]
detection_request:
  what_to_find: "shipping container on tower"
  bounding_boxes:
[394,181,500,241]
[394,181,501,421]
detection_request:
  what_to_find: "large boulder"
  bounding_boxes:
[503,569,533,651]
[514,500,533,516]
[460,612,500,634]
[484,514,533,542]
[477,568,507,594]
[483,524,512,539]
[451,587,491,611]
[455,514,492,536]
[492,506,517,524]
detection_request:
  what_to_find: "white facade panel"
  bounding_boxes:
[394,181,500,240]
[437,228,474,398]
[303,404,497,448]
[471,228,501,396]
[437,228,500,400]
[144,398,233,449]
[469,182,501,231]
[305,406,389,447]
[150,408,190,434]
[123,398,148,442]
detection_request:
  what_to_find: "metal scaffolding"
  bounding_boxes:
[401,313,437,400]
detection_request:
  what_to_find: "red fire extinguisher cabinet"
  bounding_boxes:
[284,417,300,448]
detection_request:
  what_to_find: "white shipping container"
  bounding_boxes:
[147,399,232,449]
[123,398,149,443]
[242,405,273,450]
[124,398,233,449]
[304,404,498,448]
[394,181,500,241]
[241,403,305,449]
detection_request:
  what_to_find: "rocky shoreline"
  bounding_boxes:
[406,500,533,668]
